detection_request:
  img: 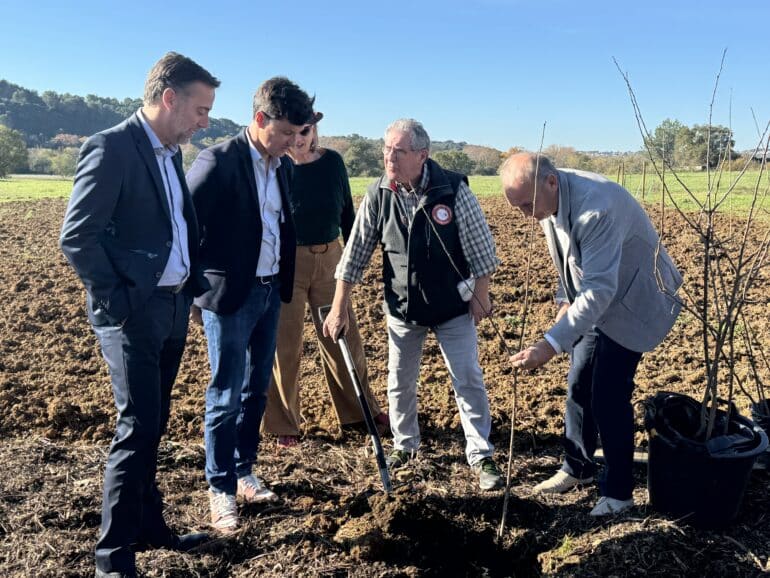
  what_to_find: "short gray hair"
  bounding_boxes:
[385,118,430,151]
[500,152,558,185]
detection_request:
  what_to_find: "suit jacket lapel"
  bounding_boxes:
[128,114,172,222]
[276,156,293,220]
[235,129,260,208]
[543,219,569,296]
[555,172,578,298]
[542,172,579,301]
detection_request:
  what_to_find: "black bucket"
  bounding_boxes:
[750,400,770,469]
[644,392,768,529]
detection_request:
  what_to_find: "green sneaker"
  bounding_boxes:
[386,449,412,470]
[473,457,503,491]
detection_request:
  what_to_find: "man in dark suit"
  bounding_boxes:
[60,52,219,577]
[187,77,315,534]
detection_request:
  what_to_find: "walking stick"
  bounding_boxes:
[319,306,392,494]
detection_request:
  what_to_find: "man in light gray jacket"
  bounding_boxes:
[501,152,682,516]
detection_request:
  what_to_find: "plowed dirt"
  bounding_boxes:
[0,197,768,577]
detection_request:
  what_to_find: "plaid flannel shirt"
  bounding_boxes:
[336,163,499,284]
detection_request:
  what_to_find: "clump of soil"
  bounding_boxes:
[334,488,543,576]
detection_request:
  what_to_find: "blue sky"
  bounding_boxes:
[2,0,767,152]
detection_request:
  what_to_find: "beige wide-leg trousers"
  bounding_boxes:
[262,241,382,436]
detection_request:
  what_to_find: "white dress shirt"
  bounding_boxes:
[137,108,190,287]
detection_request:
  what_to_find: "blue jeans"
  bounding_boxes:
[92,290,191,574]
[202,279,281,494]
[562,328,642,501]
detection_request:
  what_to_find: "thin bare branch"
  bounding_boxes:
[612,57,704,223]
[712,122,770,213]
[616,52,770,439]
[705,49,728,192]
[498,121,547,540]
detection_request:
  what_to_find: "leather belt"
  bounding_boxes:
[157,282,186,294]
[255,274,279,284]
[307,243,329,254]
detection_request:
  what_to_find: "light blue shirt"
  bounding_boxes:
[137,109,190,287]
[247,133,283,277]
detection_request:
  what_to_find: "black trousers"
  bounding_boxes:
[91,290,191,574]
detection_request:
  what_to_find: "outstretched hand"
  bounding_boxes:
[509,339,557,371]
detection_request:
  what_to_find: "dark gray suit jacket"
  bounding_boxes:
[60,112,208,325]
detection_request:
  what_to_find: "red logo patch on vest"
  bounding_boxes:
[432,204,453,225]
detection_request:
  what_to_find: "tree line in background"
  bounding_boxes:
[317,135,503,178]
[644,118,739,169]
[0,79,239,177]
[0,79,756,179]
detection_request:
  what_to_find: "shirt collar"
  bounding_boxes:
[392,163,429,196]
[137,108,178,156]
[246,130,282,171]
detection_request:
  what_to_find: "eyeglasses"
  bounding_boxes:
[382,145,416,158]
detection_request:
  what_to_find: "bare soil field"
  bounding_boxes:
[0,198,768,577]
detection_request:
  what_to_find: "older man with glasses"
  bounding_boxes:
[323,118,502,491]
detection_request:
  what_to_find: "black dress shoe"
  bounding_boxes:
[133,531,210,552]
[168,531,210,551]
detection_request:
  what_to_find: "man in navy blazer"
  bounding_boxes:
[60,52,219,577]
[501,152,682,517]
[186,77,315,534]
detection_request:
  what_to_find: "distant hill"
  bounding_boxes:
[0,80,517,176]
[0,79,241,146]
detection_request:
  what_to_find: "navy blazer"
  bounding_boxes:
[187,129,296,314]
[60,113,208,326]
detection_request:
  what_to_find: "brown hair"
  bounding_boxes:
[143,52,220,106]
[252,77,315,126]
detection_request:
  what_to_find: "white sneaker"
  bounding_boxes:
[209,490,239,534]
[590,496,634,517]
[237,474,278,503]
[533,470,594,494]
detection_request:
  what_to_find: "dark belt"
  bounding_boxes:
[255,274,279,285]
[157,282,186,294]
